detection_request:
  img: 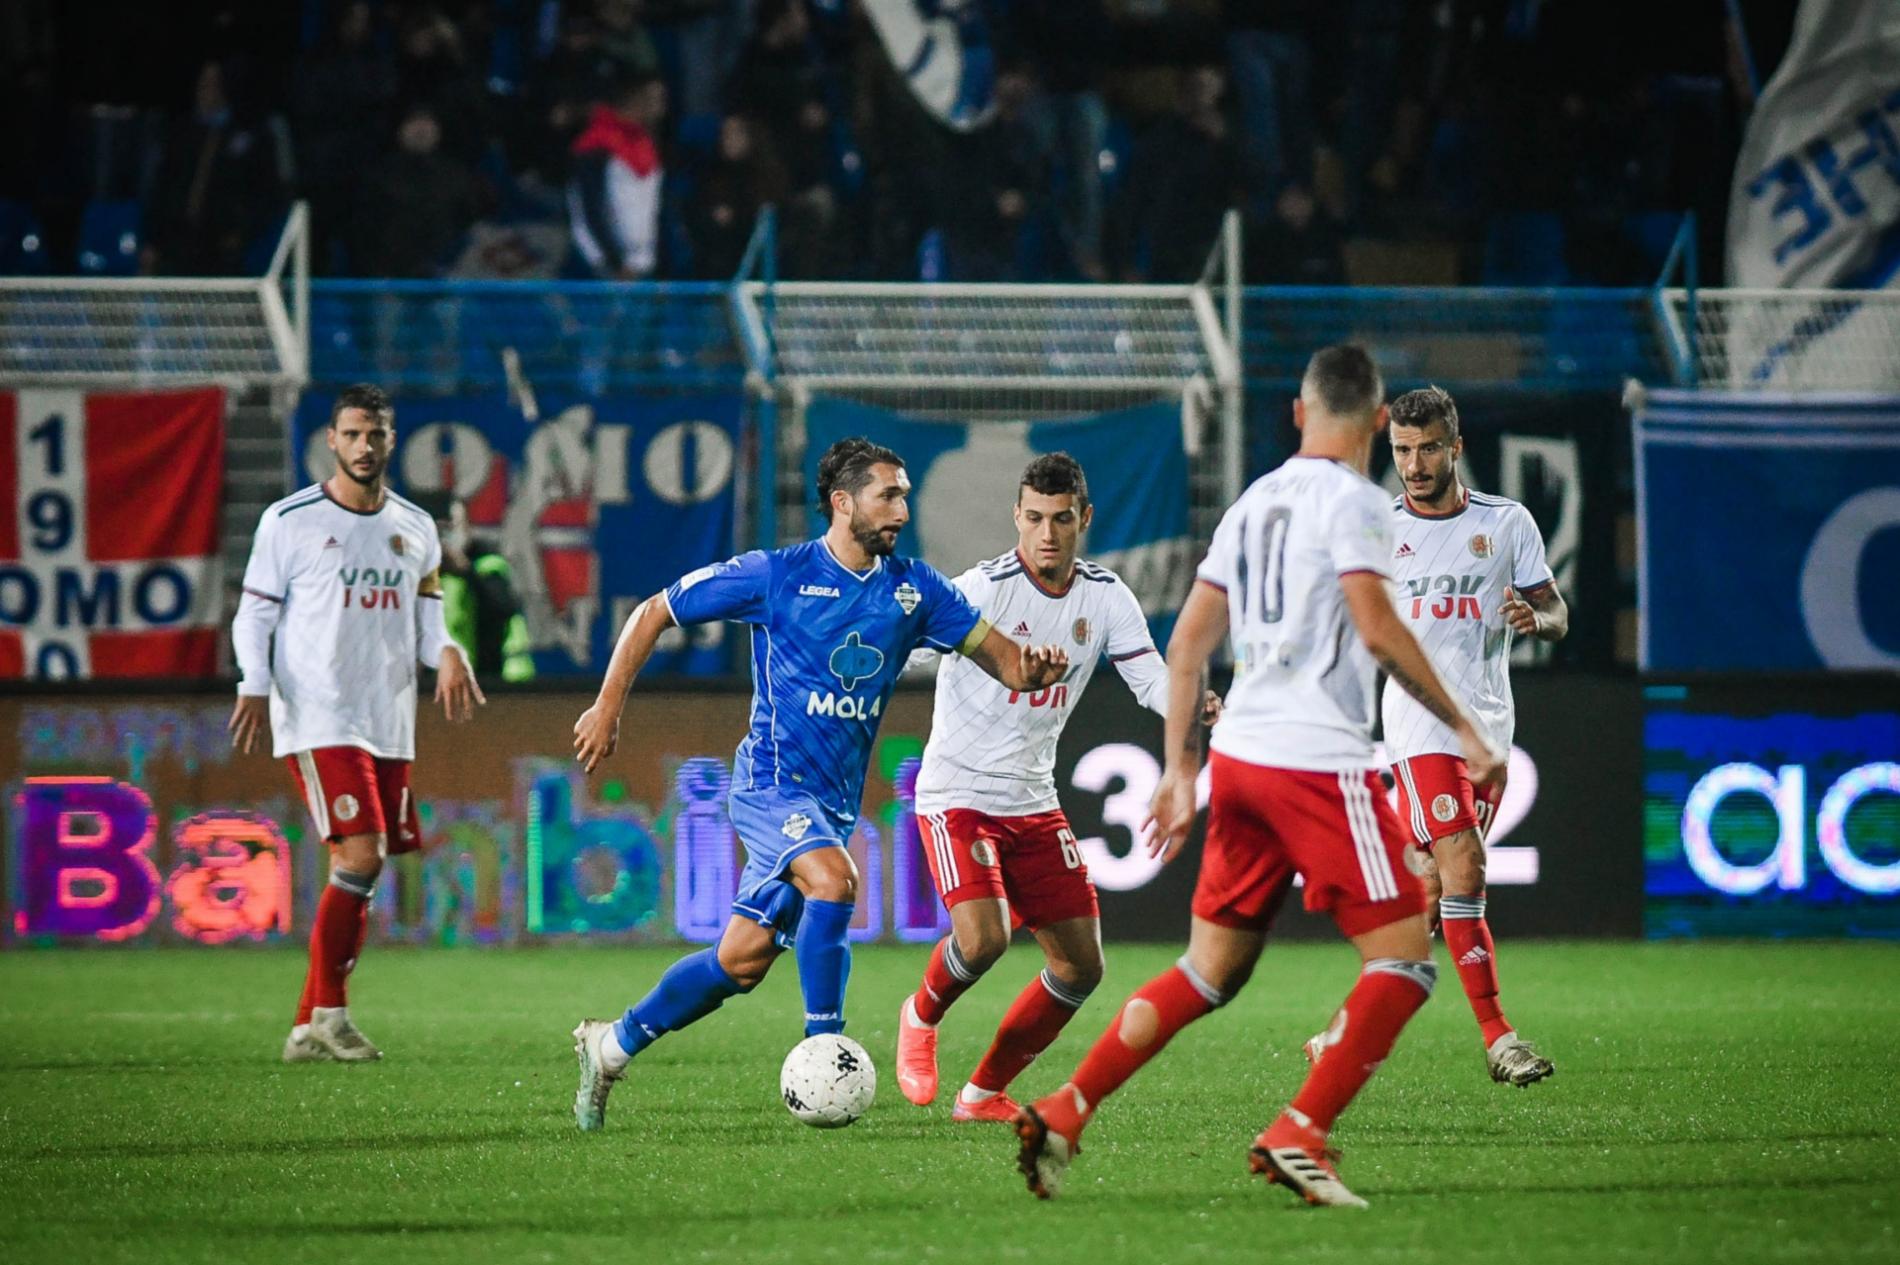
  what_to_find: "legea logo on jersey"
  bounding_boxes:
[339,565,406,611]
[1402,574,1483,621]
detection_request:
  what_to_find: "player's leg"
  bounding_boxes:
[1016,758,1284,1197]
[785,842,859,1037]
[956,915,1100,1120]
[899,896,1010,1105]
[1437,783,1552,1084]
[959,813,1104,1118]
[899,810,1013,1104]
[284,748,386,1063]
[573,915,780,1131]
[1253,769,1434,1208]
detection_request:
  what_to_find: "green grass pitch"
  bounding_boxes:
[2,942,1896,1264]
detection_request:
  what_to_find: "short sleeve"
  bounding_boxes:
[1329,484,1394,579]
[665,551,772,625]
[952,566,988,608]
[1104,577,1159,664]
[1510,506,1555,592]
[913,564,984,652]
[241,508,289,601]
[1194,503,1243,591]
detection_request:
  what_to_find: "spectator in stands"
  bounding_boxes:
[291,1,396,273]
[595,0,664,86]
[1248,184,1346,286]
[352,103,482,278]
[567,75,667,279]
[731,0,831,189]
[1005,0,1112,281]
[647,0,755,121]
[1122,64,1237,283]
[145,58,289,276]
[1222,0,1317,222]
[687,114,789,278]
[938,64,1046,281]
[394,6,490,162]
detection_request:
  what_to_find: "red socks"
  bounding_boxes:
[912,936,981,1025]
[970,969,1092,1093]
[1439,895,1514,1047]
[1289,959,1436,1134]
[1066,963,1221,1116]
[299,873,373,1020]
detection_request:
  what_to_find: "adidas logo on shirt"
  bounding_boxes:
[1011,621,1031,638]
[323,537,341,550]
[1395,542,1415,558]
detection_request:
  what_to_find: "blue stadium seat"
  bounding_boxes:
[0,200,51,275]
[1482,212,1569,286]
[77,199,143,275]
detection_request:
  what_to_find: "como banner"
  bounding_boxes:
[2,388,225,680]
[295,390,741,676]
[1,673,1641,949]
[1633,389,1900,671]
[1644,677,1899,938]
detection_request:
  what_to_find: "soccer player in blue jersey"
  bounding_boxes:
[567,437,1072,1131]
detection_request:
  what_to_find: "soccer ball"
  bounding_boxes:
[780,1033,876,1128]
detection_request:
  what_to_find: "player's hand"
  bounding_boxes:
[1141,766,1199,862]
[435,647,486,722]
[1501,586,1541,638]
[1457,722,1507,787]
[1199,689,1222,728]
[573,702,621,774]
[1020,643,1070,689]
[227,694,270,754]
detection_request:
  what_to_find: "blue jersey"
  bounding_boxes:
[665,539,984,823]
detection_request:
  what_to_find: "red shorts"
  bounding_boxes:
[1193,751,1425,939]
[285,747,422,854]
[916,808,1099,931]
[1391,754,1502,848]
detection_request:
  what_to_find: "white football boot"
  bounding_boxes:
[306,1007,382,1062]
[1487,1033,1555,1086]
[572,1019,624,1132]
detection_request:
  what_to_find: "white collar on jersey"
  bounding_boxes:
[820,536,883,582]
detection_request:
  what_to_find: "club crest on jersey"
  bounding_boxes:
[1468,534,1493,558]
[970,839,998,867]
[1431,793,1458,822]
[893,581,922,615]
[390,535,406,555]
[781,812,812,841]
[332,794,360,823]
[1072,618,1090,645]
[828,631,885,690]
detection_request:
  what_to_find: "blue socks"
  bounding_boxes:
[795,898,854,1036]
[611,947,745,1061]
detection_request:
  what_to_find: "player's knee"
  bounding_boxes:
[805,869,857,904]
[1439,833,1484,895]
[1051,945,1104,994]
[334,835,383,881]
[717,944,773,990]
[955,923,1009,973]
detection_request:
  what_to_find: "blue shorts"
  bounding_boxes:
[728,787,854,947]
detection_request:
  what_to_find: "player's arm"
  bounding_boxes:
[417,568,485,722]
[1142,580,1227,862]
[573,591,676,773]
[228,512,286,754]
[1503,581,1568,642]
[958,621,1070,692]
[1342,571,1504,783]
[1106,581,1220,726]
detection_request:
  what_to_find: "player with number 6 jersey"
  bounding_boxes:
[897,454,1219,1123]
[1369,386,1568,1086]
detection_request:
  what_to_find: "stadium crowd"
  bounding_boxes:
[0,0,1779,286]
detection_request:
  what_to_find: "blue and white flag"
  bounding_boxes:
[862,0,997,133]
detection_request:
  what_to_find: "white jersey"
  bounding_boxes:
[235,485,442,759]
[915,552,1166,817]
[1382,490,1552,759]
[1199,457,1394,772]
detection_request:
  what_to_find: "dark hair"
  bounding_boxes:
[329,383,393,427]
[1301,344,1384,420]
[814,437,903,519]
[1019,452,1089,510]
[1389,386,1460,442]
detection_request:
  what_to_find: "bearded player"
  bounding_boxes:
[896,454,1220,1122]
[1013,345,1503,1208]
[1347,385,1566,1085]
[567,438,1070,1132]
[230,383,485,1063]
